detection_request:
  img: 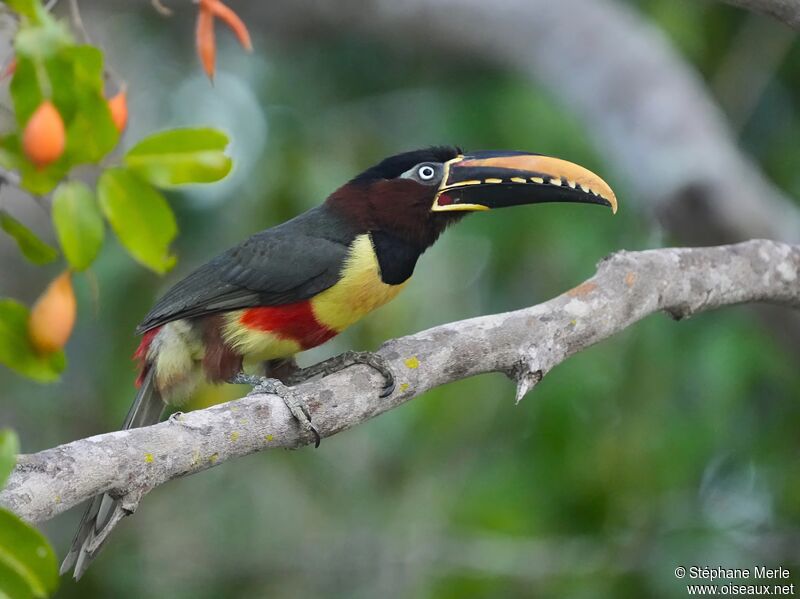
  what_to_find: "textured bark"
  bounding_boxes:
[2,240,798,524]
[717,0,800,28]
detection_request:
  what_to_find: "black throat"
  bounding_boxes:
[370,230,423,285]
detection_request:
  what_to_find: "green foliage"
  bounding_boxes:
[98,168,178,274]
[0,300,65,382]
[8,0,64,38]
[3,0,46,21]
[0,0,233,384]
[8,44,118,194]
[0,429,58,599]
[125,128,232,188]
[52,181,104,271]
[0,211,58,265]
[0,510,59,599]
[5,2,114,194]
[60,47,118,165]
[0,430,20,490]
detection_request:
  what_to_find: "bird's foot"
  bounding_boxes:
[229,373,321,448]
[287,350,395,398]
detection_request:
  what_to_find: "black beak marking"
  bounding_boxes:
[432,152,618,213]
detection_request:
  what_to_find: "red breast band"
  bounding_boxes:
[240,301,338,350]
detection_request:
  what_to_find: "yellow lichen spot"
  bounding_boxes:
[55,495,62,504]
[144,453,154,463]
[399,383,410,392]
[570,319,577,326]
[209,453,219,464]
[404,356,420,369]
[265,434,274,442]
[230,431,240,442]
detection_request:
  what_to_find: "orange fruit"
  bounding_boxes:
[22,101,66,169]
[28,271,77,354]
[107,91,128,133]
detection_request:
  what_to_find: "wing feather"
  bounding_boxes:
[136,207,358,333]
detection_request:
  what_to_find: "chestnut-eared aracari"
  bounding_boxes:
[61,147,617,579]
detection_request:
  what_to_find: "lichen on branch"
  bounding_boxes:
[1,239,798,524]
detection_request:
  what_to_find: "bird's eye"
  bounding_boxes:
[417,165,436,181]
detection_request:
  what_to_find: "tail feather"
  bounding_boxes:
[60,368,165,580]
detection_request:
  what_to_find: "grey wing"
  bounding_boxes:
[136,230,351,333]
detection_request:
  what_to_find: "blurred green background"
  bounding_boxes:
[2,0,800,597]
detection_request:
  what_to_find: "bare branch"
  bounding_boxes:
[1,239,798,524]
[713,0,800,29]
[151,0,173,17]
[67,0,92,45]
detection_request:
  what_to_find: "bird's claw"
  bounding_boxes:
[353,351,395,397]
[228,373,321,448]
[288,350,396,398]
[376,367,395,398]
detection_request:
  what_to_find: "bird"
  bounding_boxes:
[60,146,617,579]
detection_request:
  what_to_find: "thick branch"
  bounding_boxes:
[716,0,800,29]
[2,239,799,523]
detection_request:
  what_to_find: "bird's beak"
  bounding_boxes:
[431,151,617,214]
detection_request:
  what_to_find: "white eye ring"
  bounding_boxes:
[417,165,436,181]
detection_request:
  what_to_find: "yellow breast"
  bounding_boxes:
[311,233,408,332]
[221,233,408,363]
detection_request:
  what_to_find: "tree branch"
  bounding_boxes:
[715,0,800,29]
[246,0,800,353]
[2,239,798,524]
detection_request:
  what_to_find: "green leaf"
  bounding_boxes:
[0,146,20,172]
[0,300,65,383]
[0,135,66,198]
[61,46,118,164]
[0,509,58,599]
[52,181,104,271]
[14,20,72,58]
[18,163,69,196]
[0,559,34,599]
[64,92,118,165]
[4,0,52,25]
[4,0,39,19]
[8,56,42,129]
[125,128,232,188]
[0,211,58,265]
[0,430,20,489]
[97,168,177,274]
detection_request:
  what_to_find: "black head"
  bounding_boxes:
[327,146,617,250]
[350,146,463,183]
